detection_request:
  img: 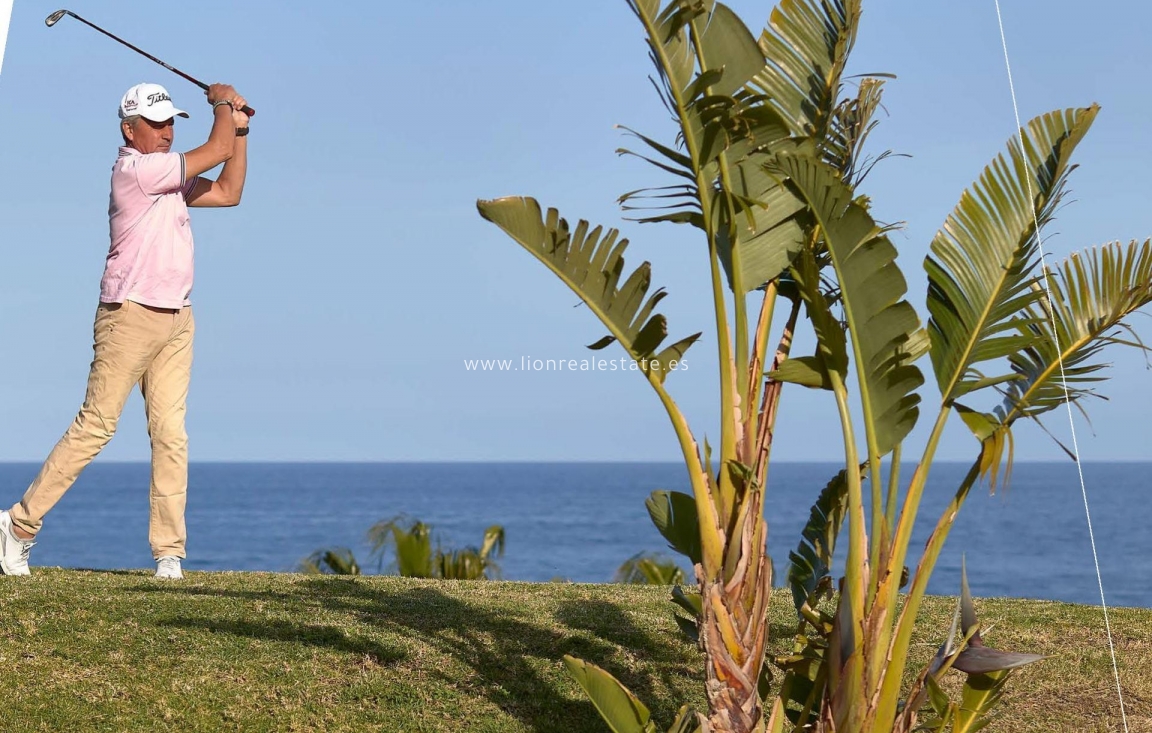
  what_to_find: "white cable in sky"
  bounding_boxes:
[992,1,1128,730]
[0,1,15,78]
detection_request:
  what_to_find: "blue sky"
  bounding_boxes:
[0,0,1148,462]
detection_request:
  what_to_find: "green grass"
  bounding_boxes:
[0,569,1148,732]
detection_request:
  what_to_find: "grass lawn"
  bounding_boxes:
[0,569,1148,732]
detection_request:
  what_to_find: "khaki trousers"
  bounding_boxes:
[9,299,195,559]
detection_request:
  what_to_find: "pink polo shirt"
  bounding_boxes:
[101,147,200,309]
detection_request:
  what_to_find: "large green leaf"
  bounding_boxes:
[685,2,776,168]
[625,1,811,293]
[997,239,1152,424]
[697,2,820,294]
[771,152,924,456]
[925,106,1098,406]
[627,1,807,292]
[690,3,780,168]
[751,0,859,142]
[787,468,854,613]
[753,0,894,186]
[563,655,660,733]
[477,197,700,383]
[645,490,702,565]
[769,355,832,389]
[718,151,808,292]
[696,1,765,97]
[725,0,875,291]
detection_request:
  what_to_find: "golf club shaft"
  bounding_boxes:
[59,11,255,117]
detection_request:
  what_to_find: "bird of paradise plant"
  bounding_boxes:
[478,1,1152,730]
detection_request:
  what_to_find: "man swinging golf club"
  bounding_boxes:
[0,81,250,579]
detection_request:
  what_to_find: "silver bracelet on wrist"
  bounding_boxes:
[212,99,233,111]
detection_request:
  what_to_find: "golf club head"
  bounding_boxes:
[44,10,69,27]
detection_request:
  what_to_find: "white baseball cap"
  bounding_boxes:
[118,83,189,122]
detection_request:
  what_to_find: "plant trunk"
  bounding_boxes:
[698,495,774,733]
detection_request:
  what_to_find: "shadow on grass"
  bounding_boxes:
[65,568,153,576]
[134,579,698,732]
[157,616,406,667]
[553,597,701,716]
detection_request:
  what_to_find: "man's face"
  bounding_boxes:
[124,116,175,154]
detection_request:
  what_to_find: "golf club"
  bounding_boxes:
[45,9,255,117]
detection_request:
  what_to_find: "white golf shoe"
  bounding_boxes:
[155,556,184,580]
[0,510,34,576]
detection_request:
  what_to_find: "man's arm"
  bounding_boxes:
[187,100,249,208]
[182,83,240,182]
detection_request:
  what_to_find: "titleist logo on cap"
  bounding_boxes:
[119,83,189,121]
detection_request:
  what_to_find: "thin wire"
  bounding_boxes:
[993,2,1128,729]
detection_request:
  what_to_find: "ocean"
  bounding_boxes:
[1,461,1147,608]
